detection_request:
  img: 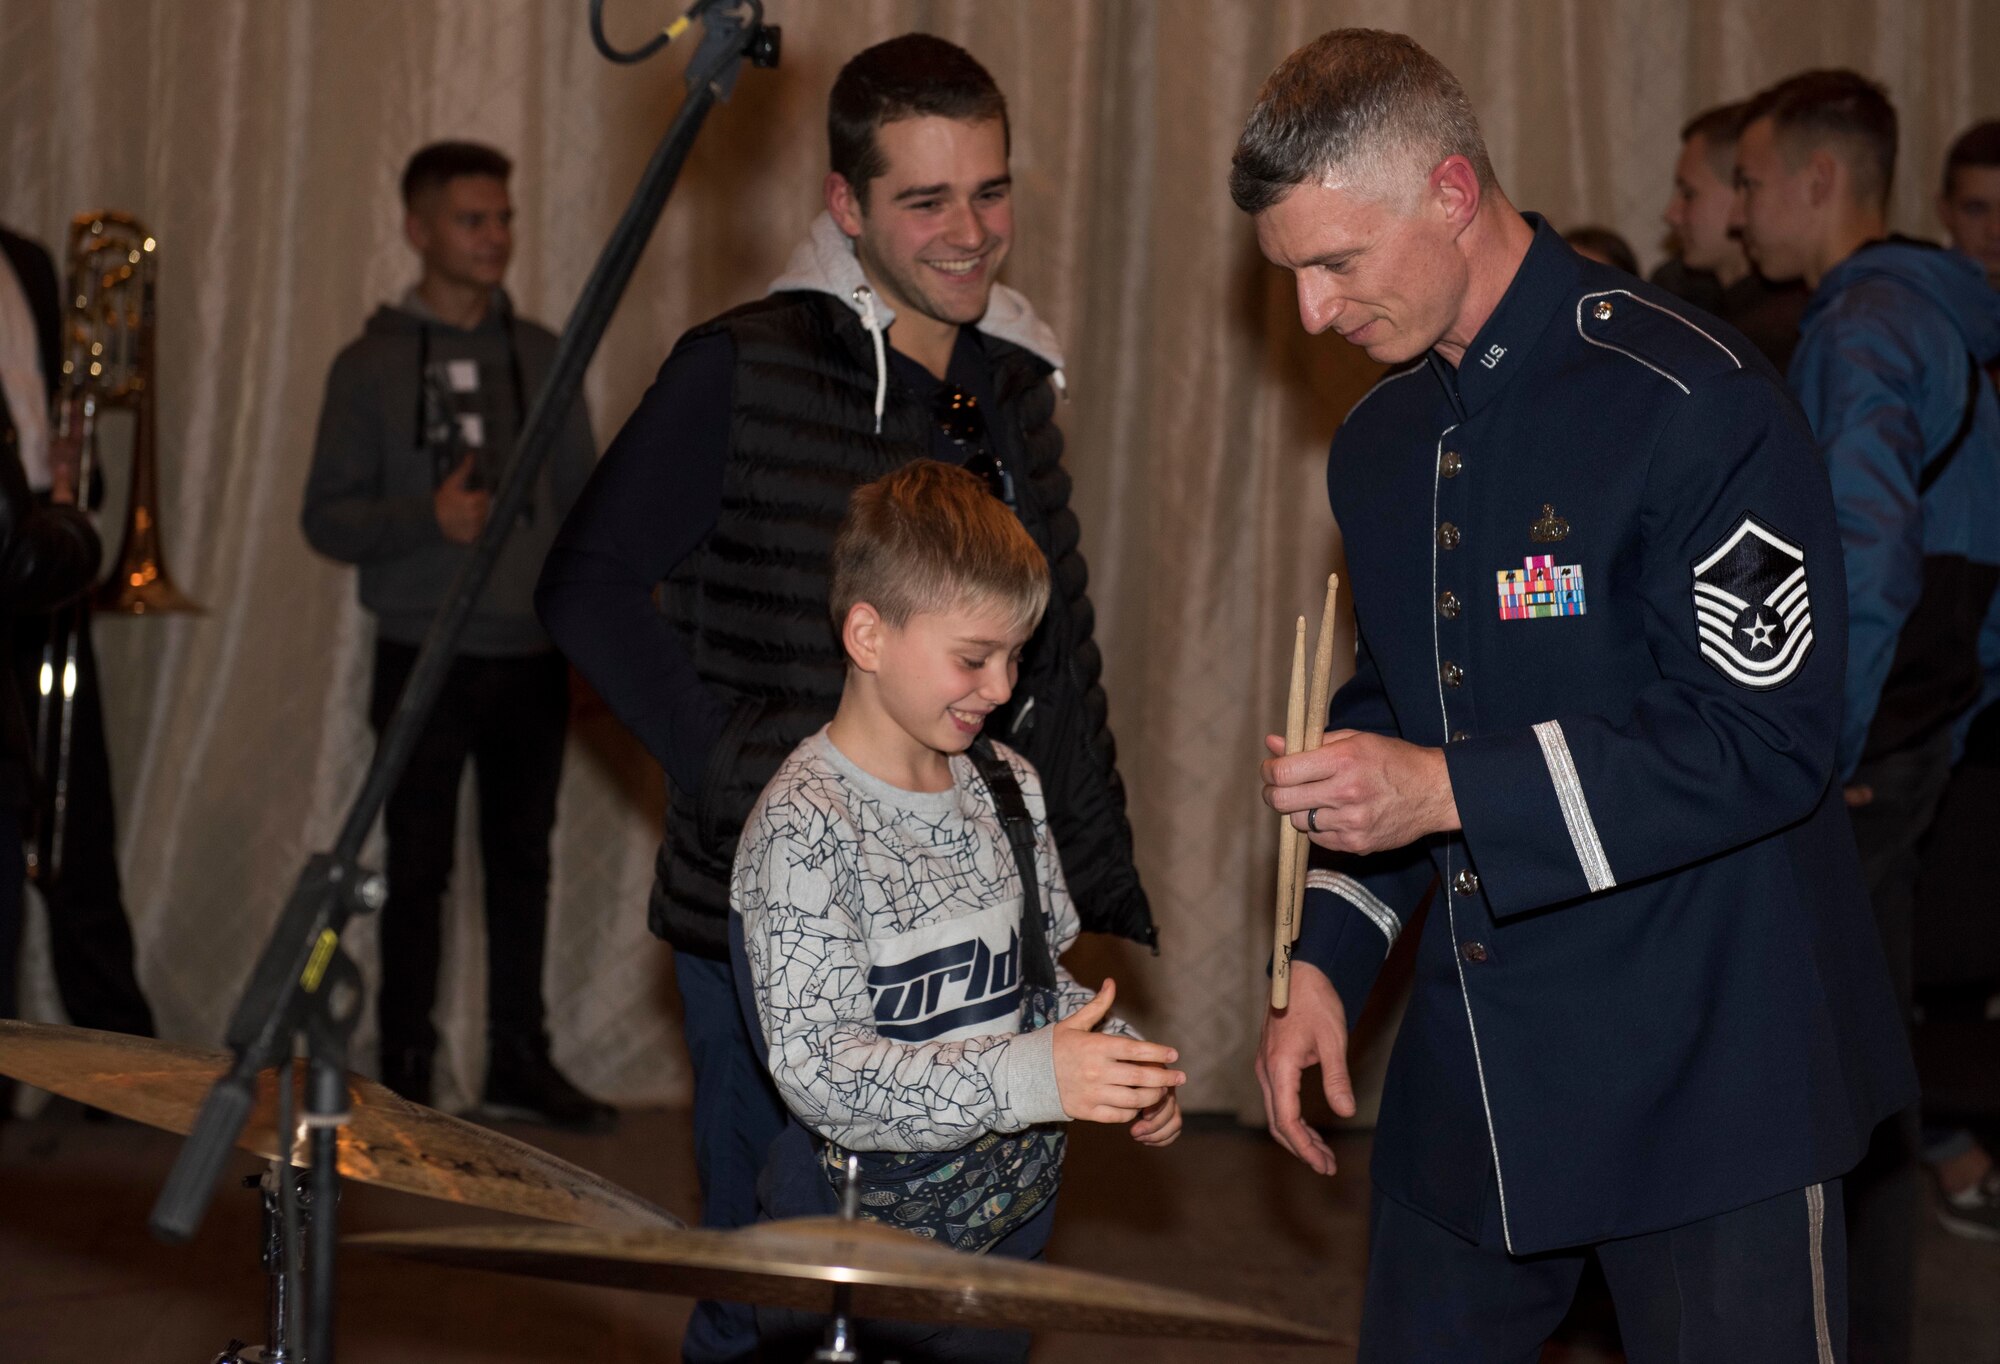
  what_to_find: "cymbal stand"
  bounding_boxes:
[212,1158,310,1363]
[209,1053,317,1364]
[814,1155,863,1364]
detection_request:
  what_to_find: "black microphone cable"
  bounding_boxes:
[590,0,734,64]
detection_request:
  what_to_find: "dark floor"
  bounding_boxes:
[0,1103,1995,1361]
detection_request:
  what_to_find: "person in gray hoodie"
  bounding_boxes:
[1736,71,2000,1364]
[302,141,609,1132]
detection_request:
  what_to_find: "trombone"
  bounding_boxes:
[29,211,200,884]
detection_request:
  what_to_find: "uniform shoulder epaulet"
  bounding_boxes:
[1574,288,1743,395]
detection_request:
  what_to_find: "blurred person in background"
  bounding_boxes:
[1656,101,1808,372]
[1,222,155,1057]
[301,142,611,1133]
[1561,224,1638,274]
[1736,70,2000,1363]
[0,227,106,1109]
[1905,115,2000,1248]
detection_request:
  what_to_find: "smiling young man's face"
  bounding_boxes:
[829,115,1013,332]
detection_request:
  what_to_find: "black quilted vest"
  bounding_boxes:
[650,290,1155,958]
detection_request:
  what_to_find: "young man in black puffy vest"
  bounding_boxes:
[537,34,1154,1364]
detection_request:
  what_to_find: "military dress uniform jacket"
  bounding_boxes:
[1294,217,1915,1256]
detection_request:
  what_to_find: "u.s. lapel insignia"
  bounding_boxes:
[1530,504,1569,542]
[1497,555,1587,619]
[1692,514,1813,689]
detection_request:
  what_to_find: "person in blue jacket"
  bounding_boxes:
[1912,118,2000,1247]
[1734,69,2000,1364]
[1236,31,1914,1361]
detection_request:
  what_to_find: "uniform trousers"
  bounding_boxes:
[1843,729,1954,1364]
[1360,1177,1847,1363]
[367,640,567,1057]
[7,607,156,1037]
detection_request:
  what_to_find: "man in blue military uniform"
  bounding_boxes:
[1232,30,1915,1361]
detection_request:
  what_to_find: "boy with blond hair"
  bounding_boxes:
[730,460,1181,1362]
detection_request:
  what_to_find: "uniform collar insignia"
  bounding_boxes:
[1442,214,1572,416]
[1530,504,1570,542]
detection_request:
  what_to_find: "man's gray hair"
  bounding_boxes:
[1230,29,1495,214]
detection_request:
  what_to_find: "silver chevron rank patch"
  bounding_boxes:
[1692,515,1814,690]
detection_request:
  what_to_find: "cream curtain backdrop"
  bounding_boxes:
[1,0,1995,1116]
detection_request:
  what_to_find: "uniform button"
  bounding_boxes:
[1439,449,1463,478]
[1594,300,1614,321]
[1462,941,1488,963]
[1450,730,1469,743]
[1453,868,1480,896]
[1438,521,1461,549]
[1439,590,1461,619]
[1441,661,1464,689]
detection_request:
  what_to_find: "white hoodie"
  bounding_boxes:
[766,212,1067,432]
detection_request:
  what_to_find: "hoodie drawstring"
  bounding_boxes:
[854,285,888,434]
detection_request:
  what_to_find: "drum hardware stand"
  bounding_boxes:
[814,1155,866,1363]
[204,1045,338,1364]
[213,1157,313,1364]
[147,5,778,1361]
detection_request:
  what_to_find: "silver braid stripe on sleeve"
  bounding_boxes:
[1306,869,1401,949]
[1807,1183,1835,1364]
[1532,719,1616,892]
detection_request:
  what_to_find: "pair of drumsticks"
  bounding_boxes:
[1271,573,1339,1010]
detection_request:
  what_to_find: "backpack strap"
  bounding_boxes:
[967,738,1058,991]
[1918,351,1988,496]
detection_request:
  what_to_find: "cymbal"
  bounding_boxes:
[0,1020,677,1232]
[347,1218,1336,1345]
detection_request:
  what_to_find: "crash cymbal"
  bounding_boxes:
[0,1020,676,1232]
[347,1218,1336,1345]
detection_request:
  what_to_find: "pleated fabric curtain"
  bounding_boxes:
[0,0,1992,1114]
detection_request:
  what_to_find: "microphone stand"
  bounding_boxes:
[148,5,779,1360]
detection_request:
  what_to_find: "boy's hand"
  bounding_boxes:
[1130,1091,1182,1147]
[1051,979,1186,1124]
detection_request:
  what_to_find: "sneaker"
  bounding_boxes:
[481,1039,618,1134]
[1937,1168,2000,1243]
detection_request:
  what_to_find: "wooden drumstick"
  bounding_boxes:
[1288,574,1340,941]
[1272,616,1307,1010]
